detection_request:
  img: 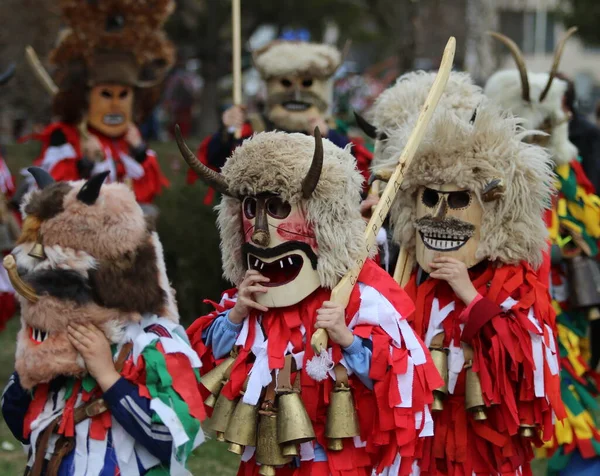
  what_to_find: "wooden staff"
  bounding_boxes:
[311,37,456,355]
[231,0,243,139]
[393,247,415,287]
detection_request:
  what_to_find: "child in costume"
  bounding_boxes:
[25,0,172,210]
[1,168,205,475]
[485,29,600,476]
[179,129,442,475]
[187,40,373,204]
[373,95,563,475]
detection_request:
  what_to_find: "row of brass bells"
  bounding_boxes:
[206,381,237,442]
[225,387,259,455]
[256,402,291,476]
[431,349,449,412]
[464,360,487,421]
[277,390,315,457]
[201,353,237,407]
[326,382,360,450]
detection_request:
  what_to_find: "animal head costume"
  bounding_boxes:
[7,168,177,389]
[484,28,579,165]
[375,102,554,273]
[356,71,485,172]
[50,0,175,136]
[253,41,341,132]
[176,129,366,307]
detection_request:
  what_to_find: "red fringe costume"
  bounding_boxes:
[189,260,443,476]
[0,154,17,331]
[404,261,565,476]
[24,123,168,205]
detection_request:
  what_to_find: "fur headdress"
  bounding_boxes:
[10,169,177,388]
[362,71,485,172]
[216,131,365,289]
[50,0,176,88]
[253,41,341,79]
[377,103,555,269]
[484,29,579,165]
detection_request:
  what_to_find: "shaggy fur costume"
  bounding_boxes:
[13,180,176,389]
[253,41,341,79]
[216,131,367,289]
[375,103,554,269]
[484,71,577,166]
[369,71,485,171]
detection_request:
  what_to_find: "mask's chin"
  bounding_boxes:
[247,249,321,308]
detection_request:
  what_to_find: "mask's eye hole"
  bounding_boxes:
[119,89,130,99]
[301,78,313,87]
[266,197,291,219]
[447,191,471,209]
[422,188,439,208]
[243,197,257,219]
[101,89,112,99]
[280,78,293,88]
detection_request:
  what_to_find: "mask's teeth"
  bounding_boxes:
[279,260,284,269]
[288,257,293,265]
[254,259,260,268]
[260,263,264,270]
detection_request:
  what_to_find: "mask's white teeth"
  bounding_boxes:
[254,259,260,268]
[260,263,264,270]
[279,260,284,269]
[288,257,293,265]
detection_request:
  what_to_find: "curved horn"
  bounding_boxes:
[27,167,55,190]
[539,27,578,102]
[353,111,377,139]
[302,127,324,198]
[77,171,110,205]
[174,125,231,196]
[488,31,530,103]
[0,63,16,86]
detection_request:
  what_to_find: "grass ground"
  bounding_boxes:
[0,140,548,474]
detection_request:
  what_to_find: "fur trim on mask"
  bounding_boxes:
[216,131,367,289]
[369,71,485,171]
[254,41,341,79]
[377,104,555,268]
[484,70,578,165]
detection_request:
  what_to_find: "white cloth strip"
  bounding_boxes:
[72,419,91,476]
[150,398,189,447]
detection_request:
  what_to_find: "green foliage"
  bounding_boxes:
[559,0,600,45]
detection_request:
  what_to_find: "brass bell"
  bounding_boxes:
[277,392,315,447]
[566,256,600,309]
[325,383,360,451]
[256,406,291,476]
[465,365,487,421]
[519,424,537,438]
[28,234,46,260]
[201,354,236,407]
[206,391,237,442]
[430,348,448,412]
[224,399,259,455]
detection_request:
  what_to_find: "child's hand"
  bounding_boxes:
[67,322,120,391]
[315,301,354,348]
[429,257,478,305]
[229,269,270,323]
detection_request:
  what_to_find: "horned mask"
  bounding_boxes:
[7,168,177,389]
[176,128,366,307]
[253,41,341,132]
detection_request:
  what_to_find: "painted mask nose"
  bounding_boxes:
[433,196,448,220]
[251,229,270,247]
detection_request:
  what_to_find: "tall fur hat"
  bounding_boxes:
[11,170,177,388]
[376,103,555,269]
[216,131,365,289]
[253,41,341,80]
[484,29,579,165]
[50,0,176,89]
[364,71,485,172]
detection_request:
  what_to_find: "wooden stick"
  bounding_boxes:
[311,37,456,354]
[393,247,414,287]
[25,46,58,96]
[231,0,243,139]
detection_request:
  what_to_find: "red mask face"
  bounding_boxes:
[241,195,321,308]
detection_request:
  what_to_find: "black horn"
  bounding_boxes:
[302,127,324,198]
[27,167,55,190]
[174,125,232,196]
[77,171,110,205]
[353,111,377,139]
[0,63,15,86]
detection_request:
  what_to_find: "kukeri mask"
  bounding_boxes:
[241,195,321,308]
[88,83,134,137]
[414,183,483,273]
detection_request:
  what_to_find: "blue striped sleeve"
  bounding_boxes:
[103,377,172,465]
[1,372,31,444]
[342,336,374,390]
[201,311,243,359]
